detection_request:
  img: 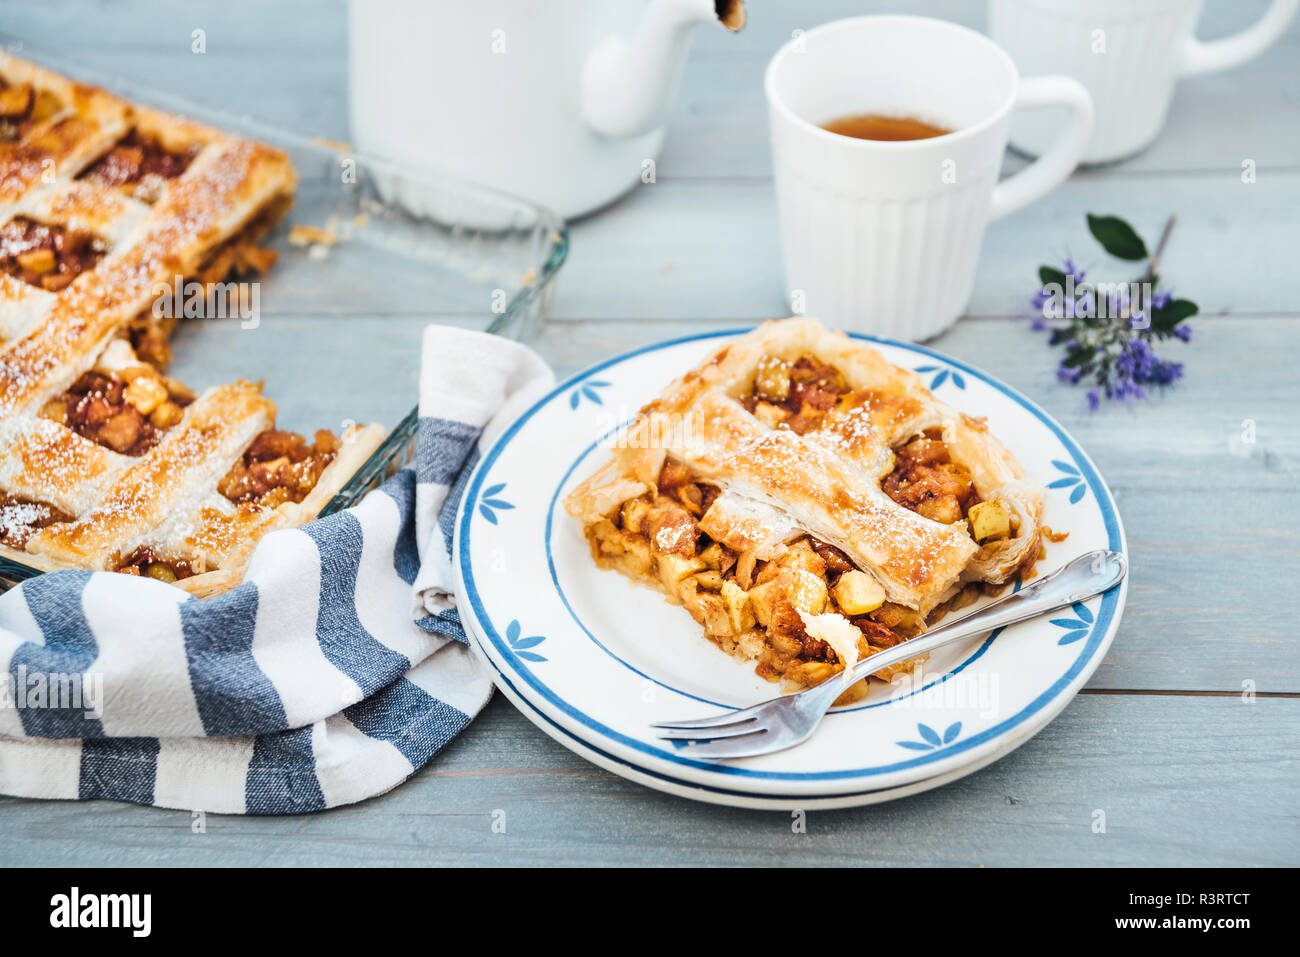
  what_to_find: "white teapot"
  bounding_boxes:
[348,0,746,218]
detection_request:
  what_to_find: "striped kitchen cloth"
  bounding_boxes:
[0,326,553,814]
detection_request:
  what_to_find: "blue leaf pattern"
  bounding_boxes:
[504,619,548,663]
[897,720,964,751]
[477,483,515,525]
[1048,459,1089,505]
[1047,600,1095,646]
[569,379,612,409]
[913,364,966,391]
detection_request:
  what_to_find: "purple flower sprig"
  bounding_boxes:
[1031,214,1197,410]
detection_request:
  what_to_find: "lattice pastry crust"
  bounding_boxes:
[0,53,385,595]
[566,318,1047,695]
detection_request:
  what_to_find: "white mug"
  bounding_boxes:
[990,0,1298,164]
[765,15,1093,340]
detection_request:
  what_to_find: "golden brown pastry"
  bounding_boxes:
[566,317,1046,699]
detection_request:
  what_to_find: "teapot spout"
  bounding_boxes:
[582,0,745,139]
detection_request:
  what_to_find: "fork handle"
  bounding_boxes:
[826,549,1127,696]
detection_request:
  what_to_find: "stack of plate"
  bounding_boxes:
[454,332,1127,809]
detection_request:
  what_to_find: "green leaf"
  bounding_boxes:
[1087,214,1149,261]
[1063,346,1096,369]
[1151,298,1198,332]
[1039,265,1067,288]
[1048,327,1074,346]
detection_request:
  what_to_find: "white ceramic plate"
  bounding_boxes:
[454,330,1127,809]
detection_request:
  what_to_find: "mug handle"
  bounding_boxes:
[988,75,1093,223]
[1180,0,1298,76]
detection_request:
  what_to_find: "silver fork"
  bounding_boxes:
[651,549,1127,759]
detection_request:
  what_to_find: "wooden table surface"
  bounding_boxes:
[1,0,1296,866]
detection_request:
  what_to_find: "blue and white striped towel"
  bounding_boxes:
[0,326,553,814]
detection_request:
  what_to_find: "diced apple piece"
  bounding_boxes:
[832,570,886,615]
[17,248,54,273]
[693,569,724,591]
[787,569,828,615]
[721,581,755,633]
[656,553,707,589]
[698,592,735,636]
[747,580,778,626]
[969,500,1011,543]
[753,402,786,429]
[784,538,824,574]
[698,542,726,570]
[123,376,168,416]
[768,629,803,656]
[754,355,791,402]
[590,520,653,577]
[788,660,838,687]
[916,496,964,524]
[620,497,651,535]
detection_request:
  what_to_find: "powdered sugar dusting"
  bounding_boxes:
[0,65,301,580]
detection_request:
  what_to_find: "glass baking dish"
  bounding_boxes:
[0,41,568,589]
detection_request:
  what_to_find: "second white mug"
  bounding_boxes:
[765,15,1093,341]
[990,0,1298,164]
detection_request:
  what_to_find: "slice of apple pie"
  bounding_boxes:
[565,318,1049,701]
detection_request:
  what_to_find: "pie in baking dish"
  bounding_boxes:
[565,318,1050,701]
[0,53,385,596]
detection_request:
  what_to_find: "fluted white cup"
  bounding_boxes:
[991,0,1298,165]
[765,15,1093,340]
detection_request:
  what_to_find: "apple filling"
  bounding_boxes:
[79,129,200,202]
[741,353,1010,545]
[584,457,981,699]
[218,429,340,508]
[0,77,61,142]
[0,216,108,291]
[115,546,204,583]
[39,367,195,456]
[583,352,1027,697]
[123,311,178,371]
[0,493,71,549]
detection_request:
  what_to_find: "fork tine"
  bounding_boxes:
[651,701,772,731]
[653,718,762,741]
[665,729,777,760]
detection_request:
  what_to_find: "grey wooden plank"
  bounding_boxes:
[0,693,1293,867]
[551,172,1300,321]
[530,314,1300,692]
